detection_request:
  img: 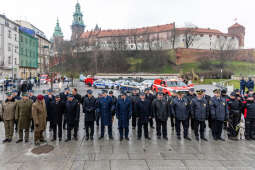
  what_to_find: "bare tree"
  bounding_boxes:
[183,28,200,48]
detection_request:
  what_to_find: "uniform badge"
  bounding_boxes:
[185,103,187,106]
[204,104,206,107]
[223,103,225,106]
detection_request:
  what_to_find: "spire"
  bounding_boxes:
[72,1,85,27]
[53,18,63,37]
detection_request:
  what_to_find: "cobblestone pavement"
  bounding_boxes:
[0,82,254,170]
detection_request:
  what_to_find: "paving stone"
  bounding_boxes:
[84,160,110,170]
[147,160,185,170]
[161,152,198,160]
[95,153,129,160]
[70,161,85,170]
[184,160,226,169]
[111,160,149,170]
[128,153,163,160]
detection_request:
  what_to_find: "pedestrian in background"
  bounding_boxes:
[240,77,246,95]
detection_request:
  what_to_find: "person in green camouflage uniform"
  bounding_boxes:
[15,93,33,143]
[2,92,16,143]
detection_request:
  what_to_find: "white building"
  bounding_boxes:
[0,15,20,79]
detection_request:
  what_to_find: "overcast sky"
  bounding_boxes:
[1,0,254,48]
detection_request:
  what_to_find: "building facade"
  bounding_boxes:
[15,20,51,75]
[0,15,20,79]
[19,27,38,79]
[79,23,244,52]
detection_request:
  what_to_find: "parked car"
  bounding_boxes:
[40,75,51,84]
[141,80,154,89]
[84,76,97,87]
[79,74,86,82]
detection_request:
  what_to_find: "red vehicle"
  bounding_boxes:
[84,76,96,86]
[40,74,51,84]
[152,78,194,96]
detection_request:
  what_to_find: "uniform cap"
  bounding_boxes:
[37,95,44,101]
[102,90,108,94]
[140,92,145,96]
[189,88,195,92]
[121,92,127,96]
[145,88,150,91]
[87,89,93,94]
[247,94,254,98]
[28,90,34,93]
[196,90,203,95]
[109,90,113,94]
[48,89,53,93]
[213,89,221,93]
[230,92,236,97]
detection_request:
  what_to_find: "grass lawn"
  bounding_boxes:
[193,79,228,84]
[161,60,255,76]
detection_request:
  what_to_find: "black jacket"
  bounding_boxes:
[152,99,169,121]
[51,100,65,124]
[65,99,80,124]
[136,99,152,123]
[131,94,140,116]
[172,97,190,120]
[191,97,209,121]
[227,98,242,115]
[109,95,117,116]
[83,96,97,122]
[243,100,255,119]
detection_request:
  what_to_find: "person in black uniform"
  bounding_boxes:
[136,93,151,140]
[145,88,155,129]
[130,89,139,129]
[65,94,80,142]
[243,94,255,140]
[28,90,37,132]
[227,92,242,140]
[72,88,81,130]
[210,89,229,141]
[51,95,65,141]
[44,89,55,132]
[109,91,117,122]
[185,88,196,130]
[152,92,169,140]
[201,89,211,129]
[172,91,191,140]
[60,88,70,130]
[191,90,209,141]
[83,90,97,140]
[168,90,177,129]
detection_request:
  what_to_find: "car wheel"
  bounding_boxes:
[111,86,114,89]
[94,85,97,89]
[105,86,109,89]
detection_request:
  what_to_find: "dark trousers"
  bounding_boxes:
[137,119,149,138]
[228,113,241,137]
[132,115,137,128]
[170,115,175,128]
[96,116,100,126]
[67,123,78,140]
[119,127,129,138]
[194,120,206,137]
[212,120,224,139]
[245,118,255,139]
[149,117,154,128]
[31,119,34,131]
[175,119,189,137]
[85,121,94,137]
[63,118,67,129]
[52,120,63,139]
[156,120,167,137]
[100,125,112,137]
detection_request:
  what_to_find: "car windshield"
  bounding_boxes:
[41,76,47,79]
[166,81,187,87]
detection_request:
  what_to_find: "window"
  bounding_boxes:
[14,58,17,65]
[8,56,11,64]
[8,30,11,38]
[20,36,23,42]
[20,48,23,55]
[14,34,17,41]
[217,35,220,38]
[14,26,17,32]
[8,43,11,51]
[200,34,204,37]
[209,34,212,38]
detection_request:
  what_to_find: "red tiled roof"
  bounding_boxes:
[176,27,223,34]
[80,23,174,39]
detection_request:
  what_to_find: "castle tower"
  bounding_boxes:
[71,2,85,41]
[52,18,64,48]
[228,23,245,48]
